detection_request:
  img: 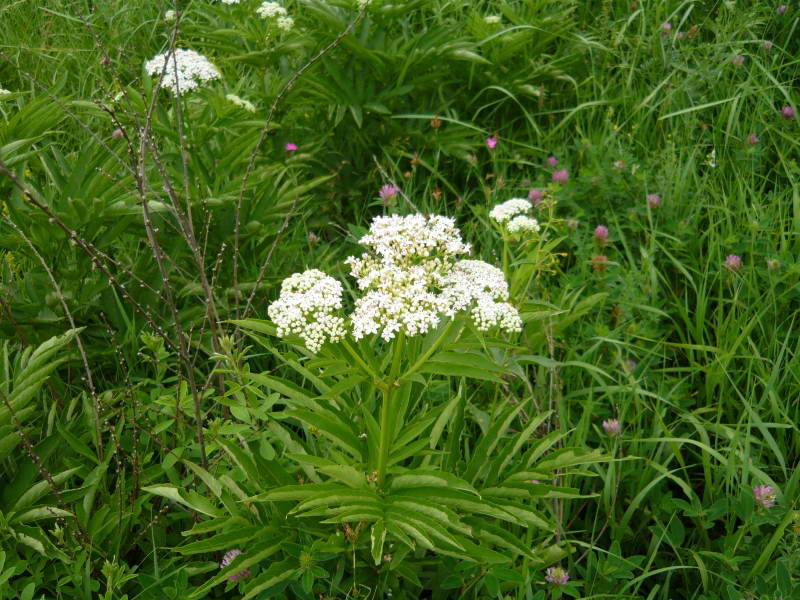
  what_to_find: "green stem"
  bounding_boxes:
[341,339,381,383]
[502,236,510,275]
[377,333,404,489]
[402,318,457,379]
[376,383,393,489]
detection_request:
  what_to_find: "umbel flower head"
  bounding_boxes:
[267,269,346,353]
[269,214,522,351]
[145,49,220,95]
[489,199,540,235]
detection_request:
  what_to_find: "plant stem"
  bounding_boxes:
[376,383,393,489]
[377,333,404,489]
[341,339,382,383]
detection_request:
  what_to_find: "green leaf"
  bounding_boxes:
[390,469,478,494]
[176,526,268,555]
[141,485,223,518]
[241,558,297,600]
[417,351,507,383]
[318,465,366,488]
[370,520,386,566]
[188,540,284,599]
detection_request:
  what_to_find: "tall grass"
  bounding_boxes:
[0,0,798,598]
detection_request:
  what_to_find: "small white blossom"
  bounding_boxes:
[257,1,287,18]
[267,269,346,353]
[471,298,522,332]
[165,9,176,21]
[441,260,521,333]
[506,215,540,234]
[221,0,242,3]
[484,15,502,24]
[276,16,295,31]
[145,49,220,95]
[0,88,11,98]
[489,198,531,223]
[226,93,256,112]
[353,214,470,265]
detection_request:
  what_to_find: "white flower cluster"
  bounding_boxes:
[269,214,521,352]
[145,49,220,95]
[484,15,502,24]
[507,215,540,234]
[489,198,539,235]
[226,93,256,112]
[489,198,531,222]
[165,9,176,21]
[257,1,286,17]
[221,0,242,4]
[346,215,469,341]
[257,0,294,29]
[267,269,347,353]
[442,260,522,332]
[355,214,471,262]
[0,87,11,98]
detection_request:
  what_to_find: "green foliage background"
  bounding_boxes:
[0,0,799,598]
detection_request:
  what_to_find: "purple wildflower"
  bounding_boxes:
[546,155,558,167]
[486,136,498,149]
[647,193,662,208]
[552,169,569,184]
[777,5,788,15]
[112,128,124,139]
[661,22,672,35]
[761,41,773,51]
[285,142,298,152]
[753,485,776,509]
[602,419,621,436]
[594,225,609,247]
[528,188,544,206]
[731,55,745,67]
[220,549,251,582]
[379,184,398,203]
[545,566,570,585]
[746,134,760,147]
[724,254,742,272]
[780,105,796,120]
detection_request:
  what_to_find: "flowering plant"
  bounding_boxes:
[140,212,605,598]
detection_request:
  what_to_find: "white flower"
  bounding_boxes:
[484,15,502,24]
[276,16,295,31]
[221,0,241,3]
[165,9,176,21]
[346,215,471,341]
[353,214,470,265]
[441,260,521,333]
[226,93,256,112]
[489,198,531,223]
[257,1,287,18]
[356,0,370,7]
[0,88,11,98]
[145,49,220,95]
[271,214,521,350]
[471,298,522,332]
[506,215,540,234]
[267,269,346,353]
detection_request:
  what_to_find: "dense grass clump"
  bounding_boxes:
[0,1,798,599]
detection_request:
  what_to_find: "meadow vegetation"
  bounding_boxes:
[0,0,799,599]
